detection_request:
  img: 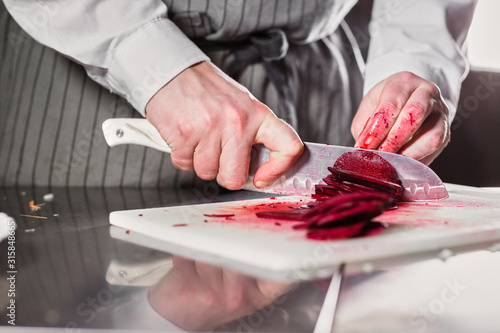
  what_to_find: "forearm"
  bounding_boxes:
[3,0,209,115]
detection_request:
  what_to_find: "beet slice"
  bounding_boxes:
[305,193,392,228]
[333,150,400,184]
[255,209,310,221]
[257,193,392,232]
[306,221,366,240]
[330,169,402,198]
[354,221,387,237]
[203,214,235,218]
[255,151,400,241]
[303,192,391,217]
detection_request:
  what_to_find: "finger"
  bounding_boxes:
[171,256,198,276]
[378,87,439,153]
[193,138,221,181]
[419,146,445,166]
[221,269,256,290]
[398,111,450,163]
[170,152,194,172]
[217,137,252,190]
[170,140,197,172]
[355,82,414,150]
[351,87,380,141]
[194,261,224,286]
[256,280,295,300]
[253,114,304,188]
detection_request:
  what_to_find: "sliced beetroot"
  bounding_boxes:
[303,192,391,217]
[203,214,235,218]
[256,209,310,221]
[306,221,366,240]
[333,150,400,185]
[307,201,386,228]
[354,221,387,237]
[257,193,391,232]
[255,151,400,241]
[331,169,402,198]
[320,150,403,201]
[305,193,392,228]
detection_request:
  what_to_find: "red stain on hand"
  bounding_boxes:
[379,105,423,152]
[356,105,395,149]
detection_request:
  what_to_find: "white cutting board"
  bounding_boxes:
[109,184,500,281]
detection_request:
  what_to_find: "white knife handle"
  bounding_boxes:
[102,118,171,153]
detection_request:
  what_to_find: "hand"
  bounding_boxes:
[148,257,293,331]
[145,61,304,190]
[351,72,450,165]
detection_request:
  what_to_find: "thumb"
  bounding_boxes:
[253,114,304,188]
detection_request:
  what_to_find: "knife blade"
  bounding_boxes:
[102,118,448,201]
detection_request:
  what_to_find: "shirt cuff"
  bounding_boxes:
[107,18,210,116]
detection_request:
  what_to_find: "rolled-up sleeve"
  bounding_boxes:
[3,0,209,115]
[364,0,477,118]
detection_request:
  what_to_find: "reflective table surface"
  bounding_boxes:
[1,185,500,332]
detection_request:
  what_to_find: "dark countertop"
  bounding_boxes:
[1,185,500,332]
[0,186,328,331]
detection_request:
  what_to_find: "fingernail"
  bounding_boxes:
[363,136,373,147]
[255,181,270,188]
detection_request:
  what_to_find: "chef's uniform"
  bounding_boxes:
[0,0,474,187]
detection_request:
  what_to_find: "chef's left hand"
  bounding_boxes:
[351,72,450,165]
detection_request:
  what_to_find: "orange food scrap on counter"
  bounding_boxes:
[29,200,42,212]
[20,214,46,219]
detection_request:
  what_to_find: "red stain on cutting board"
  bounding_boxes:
[202,194,498,234]
[374,198,491,226]
[201,198,312,233]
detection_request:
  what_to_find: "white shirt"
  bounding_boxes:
[3,0,476,118]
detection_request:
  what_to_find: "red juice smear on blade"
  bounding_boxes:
[206,199,310,234]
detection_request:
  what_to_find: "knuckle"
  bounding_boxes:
[254,101,272,115]
[200,292,217,309]
[380,98,403,112]
[226,290,249,312]
[196,171,217,181]
[218,171,246,190]
[224,101,250,133]
[285,137,304,158]
[396,71,418,82]
[382,137,400,151]
[406,103,427,120]
[224,178,246,190]
[425,82,441,97]
[429,131,446,151]
[171,154,193,172]
[176,121,194,138]
[200,112,217,132]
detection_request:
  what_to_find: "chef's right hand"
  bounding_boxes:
[145,61,304,190]
[149,256,293,331]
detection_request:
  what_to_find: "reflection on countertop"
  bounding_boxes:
[0,186,325,331]
[2,186,500,332]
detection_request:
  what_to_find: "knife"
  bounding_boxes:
[102,118,448,201]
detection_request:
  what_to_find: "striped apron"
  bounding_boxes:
[0,0,367,187]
